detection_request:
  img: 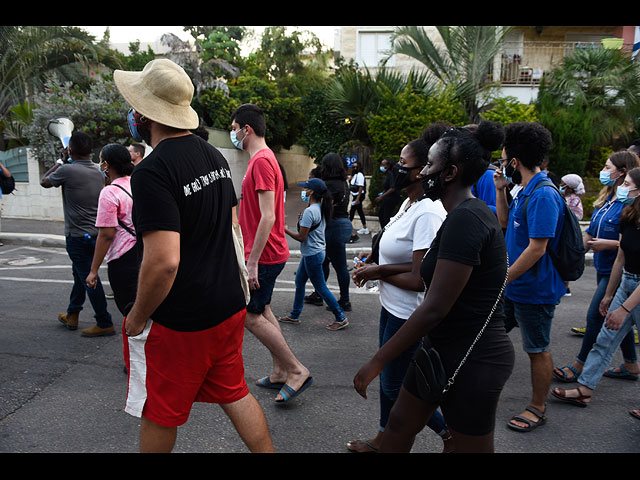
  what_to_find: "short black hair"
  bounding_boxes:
[503,122,552,170]
[101,143,134,176]
[434,121,505,187]
[68,131,93,157]
[231,103,266,137]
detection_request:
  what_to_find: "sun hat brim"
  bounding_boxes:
[114,60,199,131]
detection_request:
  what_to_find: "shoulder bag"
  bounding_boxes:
[412,253,509,404]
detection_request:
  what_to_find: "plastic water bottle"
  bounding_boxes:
[353,256,379,292]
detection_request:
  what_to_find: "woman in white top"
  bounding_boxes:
[347,124,453,453]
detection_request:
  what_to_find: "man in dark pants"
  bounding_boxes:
[40,131,113,337]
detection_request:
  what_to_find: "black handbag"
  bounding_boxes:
[412,254,509,404]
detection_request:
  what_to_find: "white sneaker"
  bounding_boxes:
[357,227,369,234]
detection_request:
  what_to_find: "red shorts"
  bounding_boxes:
[122,309,249,427]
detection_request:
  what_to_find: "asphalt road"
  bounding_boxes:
[0,240,639,454]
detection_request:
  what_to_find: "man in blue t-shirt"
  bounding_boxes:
[494,122,564,434]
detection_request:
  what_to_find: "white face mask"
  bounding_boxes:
[230,127,246,150]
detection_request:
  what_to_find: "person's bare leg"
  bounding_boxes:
[378,386,437,453]
[449,429,495,453]
[220,394,274,453]
[140,416,177,453]
[245,310,310,398]
[509,351,551,429]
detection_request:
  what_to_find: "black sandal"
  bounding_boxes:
[507,405,547,432]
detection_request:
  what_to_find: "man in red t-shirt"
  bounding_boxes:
[232,104,313,404]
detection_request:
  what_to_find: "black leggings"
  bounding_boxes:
[107,246,139,316]
[349,199,366,227]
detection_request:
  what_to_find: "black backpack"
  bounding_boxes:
[0,173,15,195]
[524,180,585,282]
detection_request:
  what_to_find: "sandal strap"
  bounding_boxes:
[525,405,546,420]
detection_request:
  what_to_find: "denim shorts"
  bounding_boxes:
[246,262,286,314]
[504,298,555,353]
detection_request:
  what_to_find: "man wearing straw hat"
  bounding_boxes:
[114,59,273,453]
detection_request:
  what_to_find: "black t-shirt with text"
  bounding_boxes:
[131,134,245,332]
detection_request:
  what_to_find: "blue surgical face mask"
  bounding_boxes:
[616,186,638,204]
[600,170,619,186]
[301,190,310,203]
[230,128,246,150]
[379,166,387,173]
[559,187,566,195]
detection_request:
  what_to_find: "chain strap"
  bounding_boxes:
[421,249,510,395]
[441,253,509,395]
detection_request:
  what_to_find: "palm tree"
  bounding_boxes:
[389,25,511,123]
[0,26,120,131]
[539,46,640,148]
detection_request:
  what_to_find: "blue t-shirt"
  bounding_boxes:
[472,167,497,214]
[585,196,625,275]
[505,171,566,304]
[299,203,325,257]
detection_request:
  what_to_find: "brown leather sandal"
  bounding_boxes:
[551,386,591,408]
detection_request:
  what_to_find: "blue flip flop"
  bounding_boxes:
[255,376,285,390]
[275,376,313,404]
[603,364,639,381]
[552,364,580,383]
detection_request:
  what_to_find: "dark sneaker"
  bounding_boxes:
[327,300,352,312]
[304,292,323,306]
[348,235,360,244]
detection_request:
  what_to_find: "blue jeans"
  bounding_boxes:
[577,273,636,364]
[321,217,353,302]
[504,298,554,353]
[579,271,640,390]
[291,252,346,322]
[378,307,448,436]
[65,235,112,327]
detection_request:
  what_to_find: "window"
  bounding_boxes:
[357,30,394,67]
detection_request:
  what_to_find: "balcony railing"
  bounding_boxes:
[493,40,632,86]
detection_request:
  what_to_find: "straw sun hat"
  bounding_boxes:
[114,59,199,130]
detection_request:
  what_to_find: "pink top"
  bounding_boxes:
[565,193,583,221]
[95,176,136,262]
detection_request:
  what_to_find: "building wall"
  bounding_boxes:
[1,128,316,221]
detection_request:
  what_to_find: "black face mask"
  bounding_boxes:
[391,162,422,191]
[503,159,522,185]
[421,169,446,200]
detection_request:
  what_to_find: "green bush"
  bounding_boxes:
[366,85,467,202]
[537,93,593,178]
[481,96,539,124]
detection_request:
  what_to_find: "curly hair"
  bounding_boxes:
[503,122,552,170]
[432,120,505,187]
[403,122,453,166]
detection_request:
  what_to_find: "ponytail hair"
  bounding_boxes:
[311,189,334,224]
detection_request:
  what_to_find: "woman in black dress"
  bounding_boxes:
[353,121,515,453]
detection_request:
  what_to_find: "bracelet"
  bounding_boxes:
[621,304,631,313]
